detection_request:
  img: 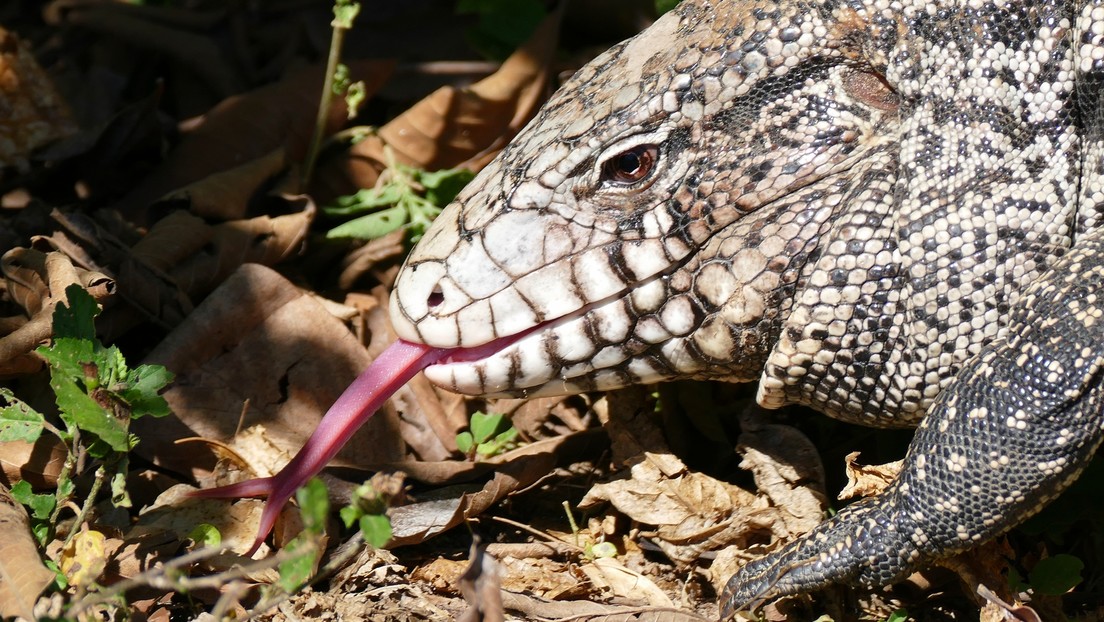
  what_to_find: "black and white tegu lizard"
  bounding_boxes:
[199,0,1104,616]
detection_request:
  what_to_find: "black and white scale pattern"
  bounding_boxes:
[389,0,1104,614]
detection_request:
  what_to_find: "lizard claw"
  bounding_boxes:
[719,497,910,618]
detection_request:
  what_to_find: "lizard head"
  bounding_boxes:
[390,0,904,398]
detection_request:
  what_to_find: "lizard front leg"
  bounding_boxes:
[722,230,1104,616]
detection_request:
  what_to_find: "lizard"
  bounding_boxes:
[197,0,1104,617]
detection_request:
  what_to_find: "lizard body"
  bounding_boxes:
[388,0,1104,614]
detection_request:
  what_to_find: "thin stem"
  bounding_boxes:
[62,465,107,549]
[302,3,357,189]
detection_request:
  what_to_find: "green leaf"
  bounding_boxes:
[53,285,100,342]
[1028,553,1084,595]
[590,541,617,559]
[883,610,909,622]
[326,206,409,240]
[655,0,680,14]
[358,514,392,549]
[296,478,330,532]
[120,364,174,419]
[37,337,96,386]
[277,541,317,593]
[50,373,129,453]
[339,505,361,529]
[0,390,45,442]
[455,431,474,454]
[110,466,132,508]
[418,168,474,206]
[11,480,56,520]
[187,524,223,549]
[325,185,406,215]
[469,411,507,444]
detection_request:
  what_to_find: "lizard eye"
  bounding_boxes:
[601,144,659,185]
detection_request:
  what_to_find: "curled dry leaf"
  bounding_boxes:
[838,451,904,500]
[347,5,562,177]
[0,484,54,620]
[164,197,314,300]
[38,209,193,328]
[0,26,77,171]
[0,248,113,373]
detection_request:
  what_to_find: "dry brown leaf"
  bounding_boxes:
[0,437,68,490]
[978,584,1043,622]
[133,263,404,480]
[580,453,765,553]
[838,451,903,500]
[337,229,408,292]
[581,557,674,608]
[132,484,275,561]
[166,198,314,299]
[500,591,709,622]
[0,483,54,620]
[155,148,289,222]
[0,26,77,171]
[735,422,827,535]
[348,6,561,175]
[118,60,394,218]
[389,451,556,547]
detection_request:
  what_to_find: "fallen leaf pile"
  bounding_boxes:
[0,2,1098,622]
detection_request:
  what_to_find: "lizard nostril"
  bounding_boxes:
[427,288,444,308]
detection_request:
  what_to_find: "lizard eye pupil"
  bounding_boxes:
[602,144,659,185]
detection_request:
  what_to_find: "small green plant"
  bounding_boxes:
[0,285,174,545]
[325,162,473,244]
[339,480,394,549]
[455,411,518,459]
[882,610,909,622]
[276,479,331,593]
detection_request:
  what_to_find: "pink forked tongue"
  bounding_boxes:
[192,339,446,556]
[191,328,540,556]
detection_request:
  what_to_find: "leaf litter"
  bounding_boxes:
[0,2,1096,621]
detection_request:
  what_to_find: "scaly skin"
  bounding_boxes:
[387,0,1104,615]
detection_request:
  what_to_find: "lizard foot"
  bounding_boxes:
[720,496,915,619]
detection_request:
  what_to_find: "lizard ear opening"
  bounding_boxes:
[843,68,900,113]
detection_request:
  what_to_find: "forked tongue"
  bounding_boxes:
[192,339,446,556]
